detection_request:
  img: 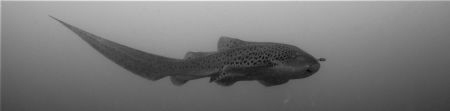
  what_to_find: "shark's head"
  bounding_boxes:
[210,36,325,86]
[267,44,324,79]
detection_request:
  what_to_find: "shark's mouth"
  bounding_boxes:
[305,68,314,73]
[303,63,320,75]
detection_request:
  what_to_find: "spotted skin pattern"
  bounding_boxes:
[52,16,322,87]
[181,42,316,86]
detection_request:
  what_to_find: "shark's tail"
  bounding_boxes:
[50,16,182,81]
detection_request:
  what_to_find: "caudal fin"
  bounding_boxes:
[50,16,181,81]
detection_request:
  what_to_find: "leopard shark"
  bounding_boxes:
[50,16,325,87]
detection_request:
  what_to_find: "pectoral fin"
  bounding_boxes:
[215,77,238,86]
[209,71,245,83]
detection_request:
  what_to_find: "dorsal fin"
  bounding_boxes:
[183,51,215,60]
[217,36,248,51]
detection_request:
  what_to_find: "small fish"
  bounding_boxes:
[50,16,325,87]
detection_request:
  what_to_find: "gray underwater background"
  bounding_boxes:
[2,1,450,111]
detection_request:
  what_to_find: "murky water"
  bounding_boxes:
[3,1,450,111]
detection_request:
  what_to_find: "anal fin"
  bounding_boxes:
[258,78,289,87]
[170,75,200,86]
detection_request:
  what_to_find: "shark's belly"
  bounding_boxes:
[214,65,313,86]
